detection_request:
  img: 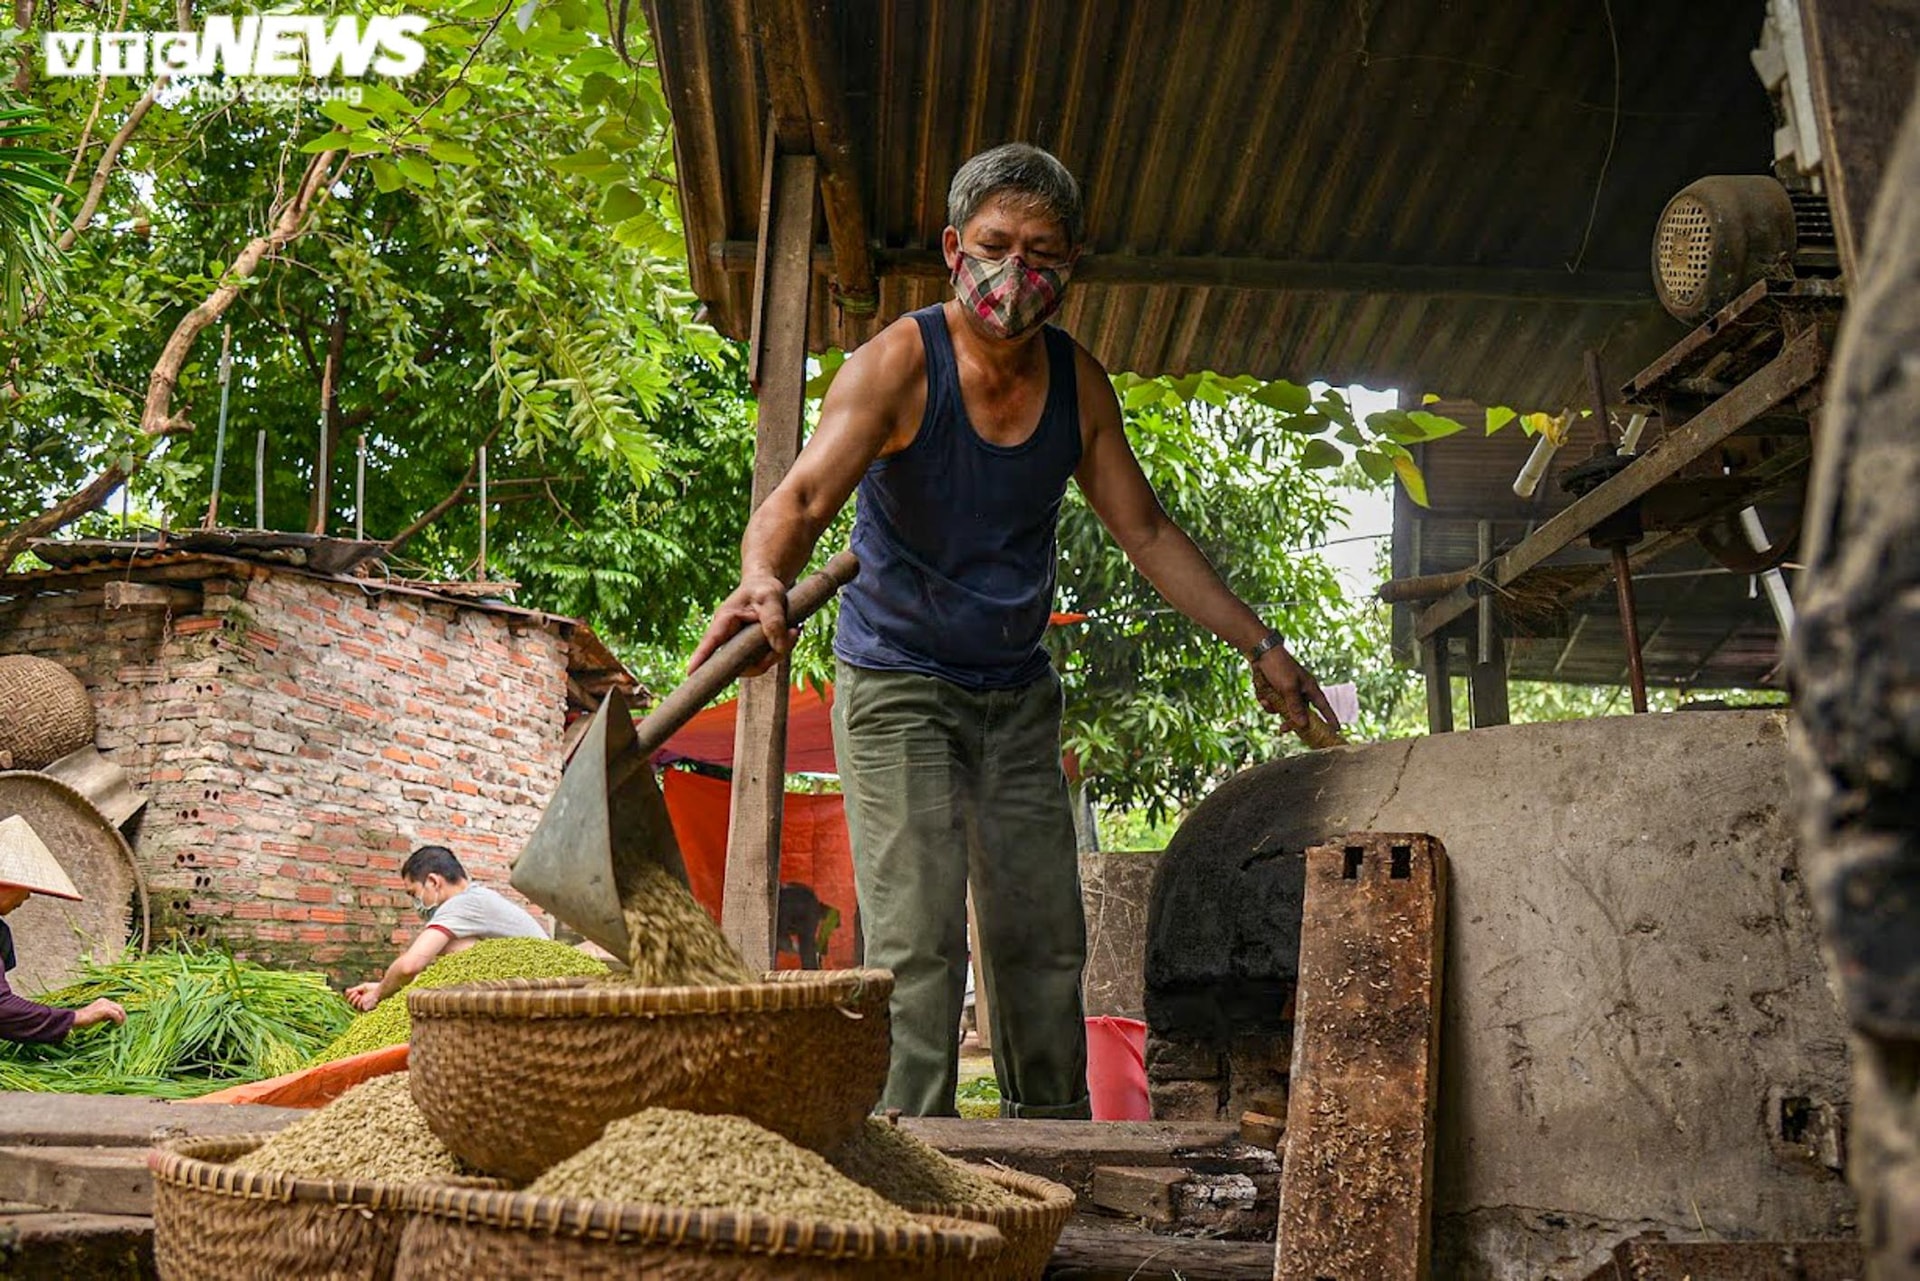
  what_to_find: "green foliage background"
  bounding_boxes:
[2,0,1714,823]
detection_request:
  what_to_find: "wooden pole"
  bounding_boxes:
[1423,637,1454,735]
[476,444,488,583]
[721,130,818,968]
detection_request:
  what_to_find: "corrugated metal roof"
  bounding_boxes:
[649,0,1774,408]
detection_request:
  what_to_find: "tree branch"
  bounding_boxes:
[0,151,345,570]
[56,84,162,253]
[386,420,507,554]
[141,151,342,437]
[10,0,34,91]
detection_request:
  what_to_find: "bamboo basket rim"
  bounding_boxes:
[406,968,893,1020]
[148,1132,509,1209]
[896,1162,1075,1223]
[396,1182,1004,1263]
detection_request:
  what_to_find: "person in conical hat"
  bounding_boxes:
[0,814,125,1044]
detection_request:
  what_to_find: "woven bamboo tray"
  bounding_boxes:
[394,1183,1003,1280]
[895,1164,1074,1281]
[0,655,94,770]
[148,1133,507,1281]
[406,970,892,1182]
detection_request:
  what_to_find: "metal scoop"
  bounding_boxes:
[511,551,859,959]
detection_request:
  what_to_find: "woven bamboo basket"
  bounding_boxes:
[148,1134,508,1281]
[0,655,94,770]
[406,969,893,1182]
[393,1183,1003,1280]
[894,1164,1074,1281]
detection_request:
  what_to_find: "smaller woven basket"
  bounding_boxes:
[896,1164,1074,1281]
[394,1183,1003,1280]
[0,655,94,770]
[406,970,892,1182]
[148,1134,508,1281]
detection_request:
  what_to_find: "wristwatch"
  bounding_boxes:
[1244,629,1285,663]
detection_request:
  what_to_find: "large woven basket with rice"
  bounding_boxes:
[148,1134,508,1281]
[394,1183,1003,1280]
[895,1164,1074,1281]
[406,969,893,1182]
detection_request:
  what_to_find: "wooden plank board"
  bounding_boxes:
[1275,833,1448,1281]
[1046,1217,1278,1279]
[900,1118,1246,1203]
[0,1093,302,1148]
[0,1210,155,1279]
[0,1147,153,1216]
[1799,0,1920,284]
[721,144,817,968]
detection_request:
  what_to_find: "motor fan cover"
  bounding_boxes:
[1652,175,1796,323]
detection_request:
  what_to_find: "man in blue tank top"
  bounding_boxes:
[691,143,1340,1119]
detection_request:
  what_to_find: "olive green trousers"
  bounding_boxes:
[831,659,1091,1119]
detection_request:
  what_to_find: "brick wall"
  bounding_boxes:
[0,564,570,983]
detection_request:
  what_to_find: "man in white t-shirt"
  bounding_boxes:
[345,845,547,1011]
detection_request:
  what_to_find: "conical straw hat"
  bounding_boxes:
[0,814,83,901]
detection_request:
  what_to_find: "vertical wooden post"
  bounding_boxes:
[967,891,993,1054]
[722,129,818,968]
[1422,636,1454,735]
[1468,632,1510,728]
[1276,832,1447,1281]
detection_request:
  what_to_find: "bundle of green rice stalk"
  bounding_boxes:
[311,938,610,1064]
[528,1108,916,1226]
[232,1073,479,1184]
[0,949,353,1098]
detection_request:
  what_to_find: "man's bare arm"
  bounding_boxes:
[374,929,449,1002]
[688,321,923,671]
[1072,346,1339,732]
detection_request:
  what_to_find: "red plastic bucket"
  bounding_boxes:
[1085,1015,1150,1120]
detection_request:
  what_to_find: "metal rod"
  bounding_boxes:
[314,406,329,535]
[255,431,266,528]
[204,324,233,530]
[476,444,487,583]
[354,435,367,541]
[1611,545,1650,713]
[1584,348,1615,447]
[1476,520,1494,665]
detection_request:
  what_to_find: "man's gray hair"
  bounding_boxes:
[947,143,1084,244]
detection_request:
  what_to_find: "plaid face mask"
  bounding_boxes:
[952,251,1072,340]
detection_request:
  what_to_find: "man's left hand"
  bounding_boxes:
[345,982,380,1012]
[1251,643,1340,737]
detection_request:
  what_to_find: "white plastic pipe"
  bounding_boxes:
[1513,433,1563,498]
[1741,506,1795,637]
[1620,412,1649,454]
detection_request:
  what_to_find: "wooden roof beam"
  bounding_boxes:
[750,0,877,314]
[710,242,1649,304]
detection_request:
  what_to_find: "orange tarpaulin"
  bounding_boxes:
[658,683,840,773]
[187,1044,409,1108]
[661,768,860,970]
